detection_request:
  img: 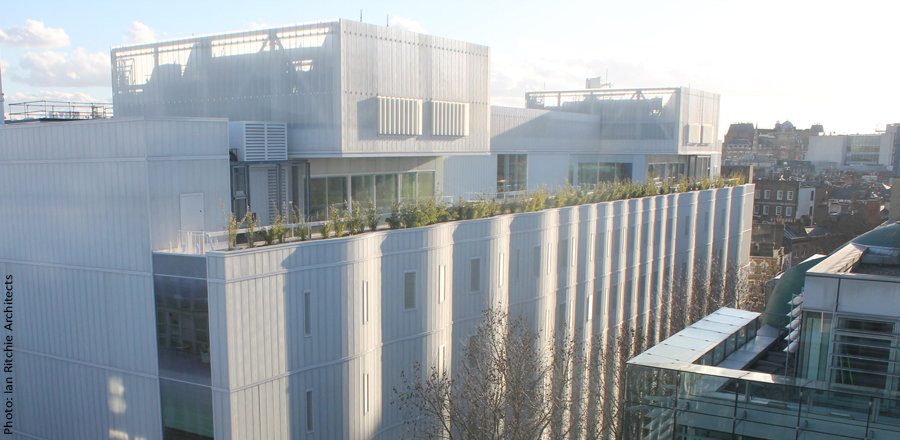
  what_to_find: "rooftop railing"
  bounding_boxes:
[7,100,113,121]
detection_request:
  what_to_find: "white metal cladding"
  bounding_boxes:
[0,118,230,440]
[205,185,753,440]
[339,20,490,156]
[376,96,423,136]
[431,100,469,136]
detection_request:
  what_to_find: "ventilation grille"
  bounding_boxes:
[230,121,288,161]
[377,96,423,136]
[431,100,469,137]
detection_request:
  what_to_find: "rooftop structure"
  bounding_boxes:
[1,19,745,440]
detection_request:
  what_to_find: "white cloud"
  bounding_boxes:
[15,48,109,87]
[0,19,70,49]
[7,90,103,103]
[126,21,156,44]
[249,20,270,30]
[388,16,427,34]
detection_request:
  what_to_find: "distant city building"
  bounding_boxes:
[753,179,816,222]
[722,121,823,170]
[806,124,898,171]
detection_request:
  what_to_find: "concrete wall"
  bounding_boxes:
[0,118,230,440]
[205,184,754,440]
[807,135,845,165]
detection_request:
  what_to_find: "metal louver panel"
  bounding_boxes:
[431,100,469,136]
[244,123,267,161]
[265,124,288,160]
[229,121,289,161]
[377,96,423,136]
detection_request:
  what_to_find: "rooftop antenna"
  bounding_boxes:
[386,15,389,26]
[360,10,363,22]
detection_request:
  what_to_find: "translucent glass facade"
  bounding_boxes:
[625,364,900,440]
[844,135,882,165]
[625,310,900,440]
[308,171,435,220]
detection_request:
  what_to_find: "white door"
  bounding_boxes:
[180,193,205,232]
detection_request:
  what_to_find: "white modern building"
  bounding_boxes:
[0,20,747,440]
[806,125,898,171]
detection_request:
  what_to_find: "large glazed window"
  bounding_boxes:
[153,254,213,440]
[497,154,527,193]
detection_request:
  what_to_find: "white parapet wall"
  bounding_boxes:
[205,184,754,439]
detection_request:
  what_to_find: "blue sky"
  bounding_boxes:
[2,0,898,136]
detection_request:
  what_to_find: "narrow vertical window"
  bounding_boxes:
[404,272,416,309]
[304,291,312,336]
[498,252,505,288]
[363,374,369,414]
[470,258,481,293]
[306,390,314,432]
[514,249,521,281]
[589,233,595,262]
[438,265,446,303]
[547,243,552,274]
[586,294,594,321]
[362,281,369,325]
[559,240,568,272]
[438,344,446,372]
[533,245,541,275]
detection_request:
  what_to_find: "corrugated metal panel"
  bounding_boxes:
[207,186,753,439]
[0,118,230,440]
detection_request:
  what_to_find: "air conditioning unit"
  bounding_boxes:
[229,121,288,161]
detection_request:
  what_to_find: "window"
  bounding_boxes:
[498,253,505,288]
[775,206,782,216]
[404,272,416,309]
[810,191,815,201]
[786,206,793,218]
[533,246,541,276]
[363,374,370,414]
[754,204,759,215]
[763,190,771,199]
[586,294,594,321]
[558,240,568,272]
[362,282,369,325]
[514,249,520,281]
[306,390,314,432]
[787,190,794,201]
[547,243,552,274]
[438,265,446,303]
[589,233,595,262]
[497,154,527,192]
[755,189,761,200]
[304,291,312,336]
[776,190,784,200]
[438,344,446,372]
[470,258,481,292]
[763,205,769,215]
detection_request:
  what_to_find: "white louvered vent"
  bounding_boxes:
[431,100,469,137]
[377,96,423,136]
[229,121,289,161]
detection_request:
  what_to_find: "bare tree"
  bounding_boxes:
[393,308,583,440]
